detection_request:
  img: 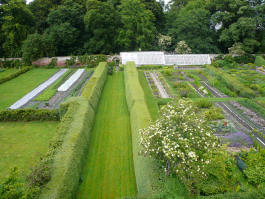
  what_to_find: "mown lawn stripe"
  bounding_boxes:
[77,72,137,199]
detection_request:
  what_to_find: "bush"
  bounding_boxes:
[65,56,76,67]
[196,99,212,109]
[140,98,220,194]
[241,149,265,186]
[47,58,58,68]
[196,151,240,195]
[78,54,107,68]
[0,66,31,85]
[0,109,59,121]
[0,59,24,68]
[0,167,40,199]
[254,56,265,66]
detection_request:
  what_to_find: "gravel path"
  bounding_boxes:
[150,72,169,98]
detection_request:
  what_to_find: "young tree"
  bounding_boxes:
[118,0,157,51]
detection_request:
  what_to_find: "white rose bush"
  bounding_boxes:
[140,99,220,192]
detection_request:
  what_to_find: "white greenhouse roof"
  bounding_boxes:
[165,54,211,65]
[58,69,85,92]
[120,52,211,66]
[121,51,165,65]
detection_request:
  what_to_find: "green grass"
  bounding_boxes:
[77,72,137,199]
[0,121,59,181]
[138,71,159,121]
[34,69,73,101]
[0,68,58,110]
[0,68,20,79]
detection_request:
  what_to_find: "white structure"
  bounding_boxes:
[120,51,165,65]
[58,69,85,92]
[9,69,68,109]
[120,52,211,66]
[165,54,211,65]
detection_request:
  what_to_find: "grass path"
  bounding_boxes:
[77,72,137,199]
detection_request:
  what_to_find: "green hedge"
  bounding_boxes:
[124,62,157,197]
[81,62,108,110]
[0,66,31,85]
[254,56,265,66]
[40,62,107,199]
[196,188,265,199]
[0,109,59,121]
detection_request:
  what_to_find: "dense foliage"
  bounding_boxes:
[140,99,225,194]
[1,0,264,59]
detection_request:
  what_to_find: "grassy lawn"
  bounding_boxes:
[0,68,58,110]
[77,72,137,199]
[0,68,20,79]
[138,71,159,121]
[0,121,59,181]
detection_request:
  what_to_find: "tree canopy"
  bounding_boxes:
[0,0,264,59]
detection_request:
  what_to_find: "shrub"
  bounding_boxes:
[0,109,59,121]
[241,149,265,186]
[254,56,265,66]
[65,56,76,67]
[0,66,31,85]
[140,98,220,194]
[195,99,212,109]
[47,58,58,68]
[0,168,40,199]
[78,54,107,68]
[196,150,240,195]
[0,59,24,68]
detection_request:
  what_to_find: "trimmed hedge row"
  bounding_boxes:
[81,62,108,110]
[0,109,59,121]
[40,62,108,199]
[0,66,31,85]
[124,62,157,197]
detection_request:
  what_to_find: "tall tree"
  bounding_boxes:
[1,0,35,57]
[141,0,165,32]
[44,0,86,55]
[168,1,220,53]
[84,0,120,54]
[118,0,157,51]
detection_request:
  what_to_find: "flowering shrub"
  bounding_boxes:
[140,99,220,193]
[175,41,192,54]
